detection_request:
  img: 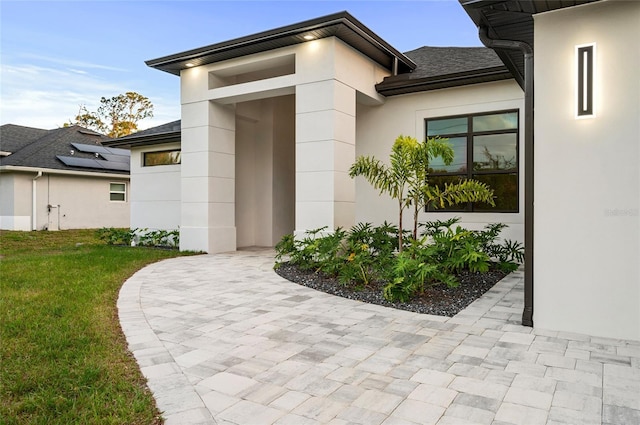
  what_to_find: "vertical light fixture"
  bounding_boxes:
[576,43,596,118]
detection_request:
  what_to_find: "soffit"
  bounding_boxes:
[146,11,415,76]
[104,132,181,149]
[459,0,602,88]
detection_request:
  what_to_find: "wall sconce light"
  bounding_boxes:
[576,43,595,118]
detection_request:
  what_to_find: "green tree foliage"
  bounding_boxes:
[349,135,495,251]
[67,91,153,138]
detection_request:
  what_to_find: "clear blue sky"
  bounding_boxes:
[1,0,482,130]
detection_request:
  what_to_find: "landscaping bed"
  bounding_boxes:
[276,262,507,316]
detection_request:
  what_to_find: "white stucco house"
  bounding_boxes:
[105,0,639,341]
[0,124,130,230]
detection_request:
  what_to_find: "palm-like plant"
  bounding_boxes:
[349,135,495,252]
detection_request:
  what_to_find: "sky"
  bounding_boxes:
[0,0,482,131]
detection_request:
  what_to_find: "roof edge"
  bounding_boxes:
[103,131,181,149]
[146,11,415,76]
[0,165,129,178]
[376,66,513,96]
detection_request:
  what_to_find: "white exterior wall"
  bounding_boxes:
[178,37,388,252]
[356,80,525,242]
[130,143,181,231]
[534,1,640,340]
[0,171,129,230]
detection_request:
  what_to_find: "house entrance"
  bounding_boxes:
[235,95,295,248]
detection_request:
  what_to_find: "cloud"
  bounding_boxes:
[0,63,126,129]
[1,62,180,131]
[19,53,130,73]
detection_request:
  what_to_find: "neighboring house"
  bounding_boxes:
[0,124,130,230]
[105,0,639,341]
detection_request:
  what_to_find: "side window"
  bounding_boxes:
[110,182,126,202]
[143,150,181,167]
[426,110,519,212]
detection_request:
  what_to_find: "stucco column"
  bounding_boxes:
[180,101,236,253]
[295,80,356,235]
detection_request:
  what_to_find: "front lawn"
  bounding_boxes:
[0,229,194,424]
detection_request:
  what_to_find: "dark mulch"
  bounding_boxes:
[275,262,507,317]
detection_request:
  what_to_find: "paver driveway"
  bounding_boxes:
[118,249,640,425]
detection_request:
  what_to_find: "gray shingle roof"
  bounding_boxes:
[0,124,129,175]
[403,46,504,79]
[376,46,512,96]
[0,124,49,154]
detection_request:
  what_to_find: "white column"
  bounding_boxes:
[180,101,236,253]
[295,80,356,235]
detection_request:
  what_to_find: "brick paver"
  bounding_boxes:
[118,249,640,424]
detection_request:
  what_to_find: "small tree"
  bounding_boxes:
[349,136,413,251]
[67,91,153,138]
[349,135,495,251]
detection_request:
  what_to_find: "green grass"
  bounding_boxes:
[0,229,196,424]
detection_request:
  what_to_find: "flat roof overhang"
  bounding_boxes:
[103,131,180,149]
[146,11,416,76]
[459,0,602,89]
[376,65,513,96]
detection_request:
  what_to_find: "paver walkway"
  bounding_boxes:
[118,249,640,425]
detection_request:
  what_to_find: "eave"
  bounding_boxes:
[103,131,181,149]
[0,165,129,178]
[376,65,513,96]
[146,11,416,76]
[459,0,602,89]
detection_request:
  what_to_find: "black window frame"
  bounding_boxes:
[425,109,520,213]
[142,149,182,167]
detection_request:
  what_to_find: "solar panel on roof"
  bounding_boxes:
[104,146,130,156]
[100,153,130,163]
[57,155,99,168]
[56,155,130,172]
[96,160,129,171]
[71,142,110,154]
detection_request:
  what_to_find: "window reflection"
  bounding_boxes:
[427,117,467,136]
[426,110,519,212]
[429,137,467,173]
[473,134,517,171]
[472,112,518,132]
[143,150,182,166]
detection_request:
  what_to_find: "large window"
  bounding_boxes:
[426,110,519,212]
[110,182,126,202]
[143,150,181,167]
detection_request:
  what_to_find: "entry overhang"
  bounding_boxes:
[146,11,416,77]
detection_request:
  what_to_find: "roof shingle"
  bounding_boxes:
[0,124,129,174]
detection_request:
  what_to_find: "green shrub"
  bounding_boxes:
[274,218,523,304]
[96,227,180,249]
[338,222,398,287]
[96,227,135,245]
[421,218,522,274]
[136,228,179,248]
[383,239,458,303]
